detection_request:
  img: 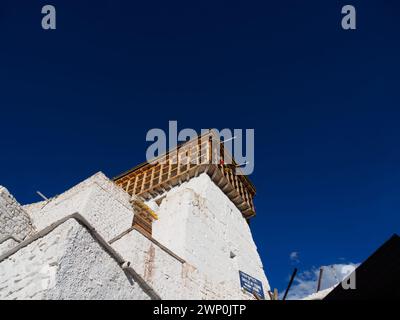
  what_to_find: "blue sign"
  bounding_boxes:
[239,271,265,299]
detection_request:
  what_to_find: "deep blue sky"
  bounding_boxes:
[1,1,399,294]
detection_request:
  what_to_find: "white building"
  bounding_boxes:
[0,132,270,300]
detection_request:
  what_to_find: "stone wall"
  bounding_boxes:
[0,186,35,242]
[23,172,134,242]
[0,218,153,300]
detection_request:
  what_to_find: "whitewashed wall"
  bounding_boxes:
[112,229,187,299]
[23,172,134,242]
[0,238,19,256]
[1,171,269,300]
[112,227,259,300]
[147,173,270,299]
[0,219,152,300]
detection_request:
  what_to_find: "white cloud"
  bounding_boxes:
[282,263,359,300]
[289,251,300,263]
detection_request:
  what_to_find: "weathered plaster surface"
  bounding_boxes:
[1,171,269,300]
[23,172,134,242]
[112,228,186,299]
[112,228,257,299]
[0,219,152,300]
[147,173,270,298]
[0,238,19,256]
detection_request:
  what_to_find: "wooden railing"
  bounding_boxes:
[115,131,256,219]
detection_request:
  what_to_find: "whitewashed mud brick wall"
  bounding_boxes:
[0,238,19,257]
[1,171,269,300]
[0,186,35,242]
[146,173,270,298]
[112,229,189,299]
[23,172,135,242]
[112,227,259,300]
[0,219,153,300]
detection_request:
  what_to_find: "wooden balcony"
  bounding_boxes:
[114,130,256,219]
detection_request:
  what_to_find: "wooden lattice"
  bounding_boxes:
[115,131,256,219]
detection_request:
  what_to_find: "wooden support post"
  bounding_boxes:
[317,267,324,292]
[282,268,298,301]
[273,288,279,301]
[125,179,131,193]
[133,175,138,195]
[141,171,146,194]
